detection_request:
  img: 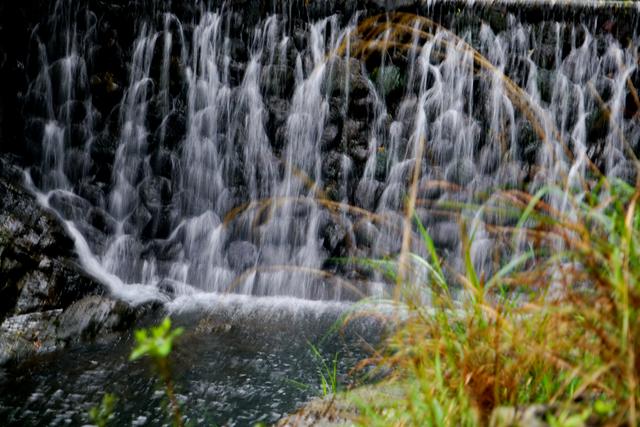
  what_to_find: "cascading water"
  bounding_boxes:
[4,1,640,425]
[19,0,640,305]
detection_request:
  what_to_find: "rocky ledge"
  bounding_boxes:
[0,156,159,365]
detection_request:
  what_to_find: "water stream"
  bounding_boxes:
[19,0,640,305]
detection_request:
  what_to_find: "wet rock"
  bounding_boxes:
[321,222,348,256]
[48,190,92,221]
[225,60,245,87]
[156,278,196,298]
[157,108,187,150]
[354,179,382,211]
[586,107,609,143]
[340,119,368,154]
[258,244,290,266]
[57,295,161,342]
[354,220,379,248]
[322,151,351,182]
[273,125,288,152]
[144,238,184,261]
[266,96,291,129]
[321,124,341,150]
[349,94,376,120]
[351,146,370,163]
[417,177,446,201]
[144,206,178,240]
[292,27,307,52]
[0,310,62,366]
[74,222,110,254]
[150,148,178,179]
[58,101,90,125]
[429,137,456,163]
[228,37,247,62]
[89,133,117,183]
[444,159,476,186]
[123,204,153,236]
[0,158,116,364]
[76,181,107,208]
[4,238,103,315]
[139,176,173,210]
[88,207,117,235]
[326,57,370,100]
[375,150,388,181]
[14,270,56,314]
[102,235,144,283]
[497,161,527,189]
[227,241,258,272]
[193,315,232,334]
[428,221,459,250]
[0,296,162,366]
[23,93,51,121]
[478,143,501,175]
[0,162,105,316]
[90,71,124,114]
[536,68,555,104]
[261,65,295,98]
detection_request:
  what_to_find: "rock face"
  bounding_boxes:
[0,157,104,320]
[0,156,160,365]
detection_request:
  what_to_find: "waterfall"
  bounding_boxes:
[20,0,640,303]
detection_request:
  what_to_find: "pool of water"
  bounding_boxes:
[0,298,386,426]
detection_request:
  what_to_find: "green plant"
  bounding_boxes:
[547,408,591,427]
[309,342,340,396]
[352,175,640,426]
[130,317,184,427]
[88,393,117,427]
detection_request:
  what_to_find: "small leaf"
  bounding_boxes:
[157,340,172,357]
[134,329,148,342]
[594,399,615,416]
[129,343,149,361]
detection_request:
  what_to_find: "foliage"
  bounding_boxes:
[88,393,117,427]
[130,317,184,361]
[130,317,184,427]
[309,342,340,396]
[354,178,640,426]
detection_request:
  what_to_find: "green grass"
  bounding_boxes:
[309,342,341,397]
[88,393,117,427]
[351,178,640,426]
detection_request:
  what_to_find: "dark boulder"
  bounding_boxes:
[0,157,154,365]
[0,157,105,321]
[261,65,295,98]
[57,295,161,343]
[227,240,259,272]
[48,189,93,222]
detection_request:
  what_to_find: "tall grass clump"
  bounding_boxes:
[354,178,640,426]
